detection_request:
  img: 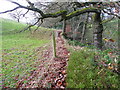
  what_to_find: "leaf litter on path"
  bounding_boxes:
[16,30,70,88]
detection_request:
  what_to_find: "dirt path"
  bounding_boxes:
[17,30,70,88]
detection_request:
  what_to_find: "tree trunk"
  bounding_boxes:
[74,20,81,41]
[118,19,120,75]
[17,19,20,22]
[93,12,103,49]
[81,13,89,43]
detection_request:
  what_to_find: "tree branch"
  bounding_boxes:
[65,7,99,20]
[44,10,67,18]
[9,0,45,17]
[1,1,100,21]
[101,16,115,24]
[102,9,120,19]
[33,19,43,32]
[18,18,42,33]
[0,7,20,14]
[22,10,29,17]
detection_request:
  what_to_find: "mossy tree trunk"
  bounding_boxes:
[93,12,103,50]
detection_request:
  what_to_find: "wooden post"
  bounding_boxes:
[52,31,56,57]
[62,20,66,34]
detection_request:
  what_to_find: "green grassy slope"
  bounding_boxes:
[0,18,27,34]
[1,18,53,87]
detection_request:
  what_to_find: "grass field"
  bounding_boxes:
[1,18,53,87]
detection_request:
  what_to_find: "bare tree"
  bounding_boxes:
[9,9,29,22]
[9,10,21,22]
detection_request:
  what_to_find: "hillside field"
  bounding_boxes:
[1,18,54,87]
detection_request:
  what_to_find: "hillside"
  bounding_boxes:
[1,18,119,88]
[1,18,54,87]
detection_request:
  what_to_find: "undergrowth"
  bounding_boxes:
[67,40,96,49]
[66,47,119,88]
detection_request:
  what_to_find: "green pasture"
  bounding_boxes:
[1,18,53,87]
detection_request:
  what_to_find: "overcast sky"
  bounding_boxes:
[0,0,29,22]
[0,0,49,23]
[0,0,16,19]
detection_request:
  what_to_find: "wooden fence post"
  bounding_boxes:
[52,31,57,57]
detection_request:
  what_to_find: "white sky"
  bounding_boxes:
[0,0,17,19]
[0,0,29,22]
[0,0,50,23]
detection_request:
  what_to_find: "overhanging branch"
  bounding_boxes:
[8,0,45,17]
[22,10,29,17]
[65,7,99,20]
[33,19,43,32]
[18,17,42,33]
[0,7,20,14]
[1,0,100,21]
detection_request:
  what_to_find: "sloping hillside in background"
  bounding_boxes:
[1,18,54,87]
